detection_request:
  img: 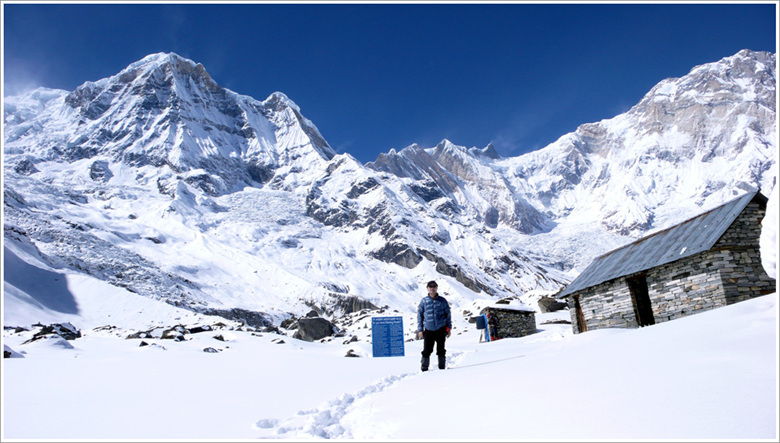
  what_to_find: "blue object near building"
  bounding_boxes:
[482,314,491,342]
[372,316,405,357]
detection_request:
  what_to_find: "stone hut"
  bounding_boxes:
[559,190,775,334]
[480,301,537,339]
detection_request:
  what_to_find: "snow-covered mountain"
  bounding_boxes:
[3,50,776,331]
[504,49,776,233]
[4,53,336,194]
[368,49,776,271]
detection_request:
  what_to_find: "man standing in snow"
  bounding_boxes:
[488,313,499,341]
[417,280,452,371]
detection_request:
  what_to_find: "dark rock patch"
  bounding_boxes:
[293,317,338,342]
[538,296,568,313]
[22,322,81,344]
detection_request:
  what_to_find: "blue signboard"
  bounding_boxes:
[372,316,405,357]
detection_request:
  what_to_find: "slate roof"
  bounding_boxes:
[559,190,766,298]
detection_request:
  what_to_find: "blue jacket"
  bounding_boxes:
[417,294,452,332]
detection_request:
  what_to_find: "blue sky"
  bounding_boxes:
[3,3,777,163]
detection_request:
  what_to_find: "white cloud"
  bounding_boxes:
[3,60,47,97]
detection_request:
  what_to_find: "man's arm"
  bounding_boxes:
[417,300,424,338]
[445,299,452,337]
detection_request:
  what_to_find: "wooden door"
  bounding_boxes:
[627,275,655,327]
[573,295,587,333]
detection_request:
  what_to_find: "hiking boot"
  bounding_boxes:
[438,355,446,370]
[421,356,430,372]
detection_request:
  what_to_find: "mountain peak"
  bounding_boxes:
[130,51,180,66]
[127,52,201,73]
[434,139,457,151]
[263,91,302,113]
[124,52,216,88]
[470,143,499,160]
[695,48,774,76]
[732,48,772,62]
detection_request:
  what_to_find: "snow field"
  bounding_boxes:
[4,294,776,440]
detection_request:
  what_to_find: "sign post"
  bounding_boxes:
[371,316,405,357]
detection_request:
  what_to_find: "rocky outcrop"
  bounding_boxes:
[199,307,276,331]
[330,295,379,315]
[21,322,81,344]
[89,160,113,182]
[293,317,338,342]
[419,249,491,294]
[4,345,24,358]
[538,296,568,313]
[370,242,422,269]
[14,159,39,175]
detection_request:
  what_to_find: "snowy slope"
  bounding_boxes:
[3,287,775,440]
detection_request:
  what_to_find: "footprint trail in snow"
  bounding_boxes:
[253,350,468,438]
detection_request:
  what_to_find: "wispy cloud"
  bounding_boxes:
[332,139,353,156]
[3,60,48,97]
[490,105,564,158]
[164,5,188,51]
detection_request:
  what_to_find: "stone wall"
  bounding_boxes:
[648,199,775,312]
[712,200,776,303]
[480,307,537,338]
[565,197,776,334]
[716,200,765,250]
[564,278,636,333]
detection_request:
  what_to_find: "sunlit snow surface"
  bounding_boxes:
[3,289,776,440]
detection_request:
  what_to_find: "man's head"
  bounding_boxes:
[426,280,438,297]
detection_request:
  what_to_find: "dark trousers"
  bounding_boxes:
[421,327,447,357]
